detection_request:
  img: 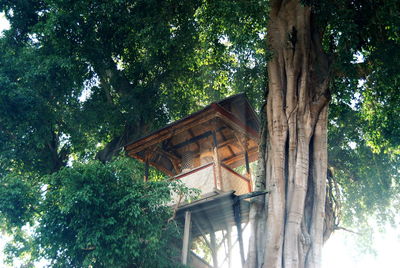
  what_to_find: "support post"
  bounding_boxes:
[227,225,232,268]
[244,150,250,176]
[181,211,192,265]
[212,130,223,190]
[144,157,149,182]
[236,133,252,181]
[234,198,245,267]
[244,149,252,190]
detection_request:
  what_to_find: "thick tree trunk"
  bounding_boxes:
[92,56,150,163]
[246,1,332,267]
[96,122,145,163]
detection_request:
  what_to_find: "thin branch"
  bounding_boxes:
[334,226,361,235]
[168,194,183,223]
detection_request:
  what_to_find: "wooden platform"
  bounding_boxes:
[175,191,250,238]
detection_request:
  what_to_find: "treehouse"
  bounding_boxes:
[124,93,262,267]
[125,93,259,197]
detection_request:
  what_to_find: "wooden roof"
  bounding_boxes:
[124,93,260,176]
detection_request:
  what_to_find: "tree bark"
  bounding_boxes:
[95,122,143,163]
[91,56,149,163]
[246,1,332,267]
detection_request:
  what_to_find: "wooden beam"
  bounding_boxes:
[143,146,158,181]
[211,103,259,140]
[227,225,232,268]
[216,137,236,148]
[188,129,201,150]
[154,147,181,174]
[212,128,223,191]
[235,133,252,179]
[233,199,245,267]
[222,147,258,167]
[126,110,217,154]
[167,125,230,152]
[193,220,212,250]
[169,130,212,151]
[130,153,175,176]
[156,147,180,161]
[181,211,192,265]
[218,131,236,157]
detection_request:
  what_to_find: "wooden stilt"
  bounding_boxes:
[182,211,192,265]
[234,198,245,267]
[227,225,232,268]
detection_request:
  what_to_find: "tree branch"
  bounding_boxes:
[334,226,361,235]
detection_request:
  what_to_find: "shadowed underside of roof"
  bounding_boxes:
[124,93,260,176]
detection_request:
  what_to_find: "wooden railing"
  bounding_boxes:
[221,164,252,195]
[171,161,252,197]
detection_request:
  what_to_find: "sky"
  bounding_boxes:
[323,225,400,268]
[0,12,9,36]
[1,11,400,268]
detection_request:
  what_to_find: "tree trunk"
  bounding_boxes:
[246,1,332,267]
[92,56,149,163]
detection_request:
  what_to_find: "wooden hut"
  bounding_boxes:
[124,93,261,267]
[125,93,259,196]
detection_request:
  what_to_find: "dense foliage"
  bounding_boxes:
[1,159,196,267]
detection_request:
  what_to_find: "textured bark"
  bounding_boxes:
[92,56,148,163]
[47,129,70,172]
[96,123,143,163]
[246,1,332,267]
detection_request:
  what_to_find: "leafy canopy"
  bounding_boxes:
[1,159,197,267]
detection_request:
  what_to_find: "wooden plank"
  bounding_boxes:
[181,211,192,265]
[222,147,258,167]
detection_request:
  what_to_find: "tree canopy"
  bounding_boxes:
[1,0,400,267]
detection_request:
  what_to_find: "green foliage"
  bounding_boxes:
[1,159,197,267]
[0,174,39,230]
[328,78,400,233]
[313,0,400,234]
[0,0,267,169]
[0,36,84,173]
[362,78,400,154]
